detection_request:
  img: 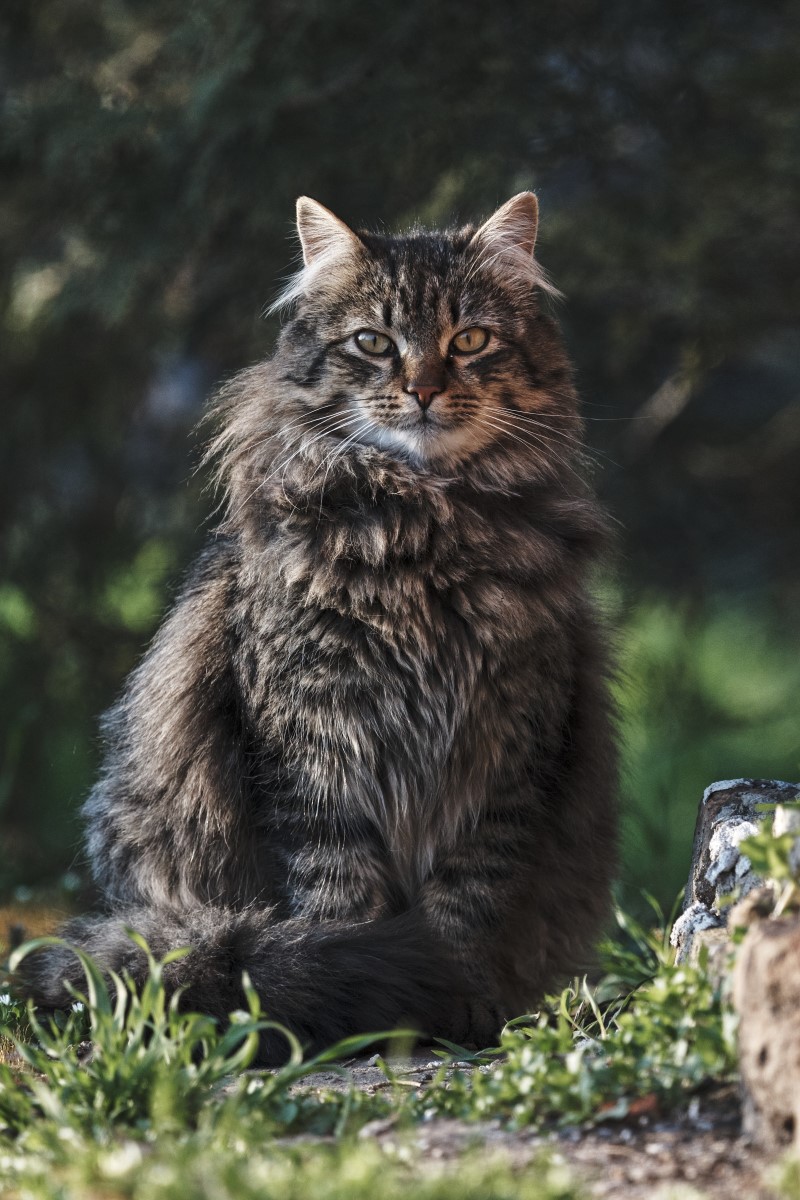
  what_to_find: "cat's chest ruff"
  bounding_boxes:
[243,500,570,898]
[281,492,556,653]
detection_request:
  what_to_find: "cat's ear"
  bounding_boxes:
[469,193,559,297]
[473,193,539,259]
[295,198,362,267]
[270,199,363,313]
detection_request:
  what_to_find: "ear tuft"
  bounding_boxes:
[295,197,362,267]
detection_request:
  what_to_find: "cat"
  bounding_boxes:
[21,193,618,1062]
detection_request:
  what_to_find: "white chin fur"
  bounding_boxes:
[356,420,486,466]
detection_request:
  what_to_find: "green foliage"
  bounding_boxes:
[595,894,676,989]
[410,907,736,1130]
[741,830,799,884]
[738,802,800,884]
[735,800,800,920]
[101,539,176,634]
[615,599,800,915]
[0,911,742,1198]
[0,4,796,1188]
[0,586,37,641]
[777,1156,800,1200]
[1,936,393,1141]
[0,1137,582,1200]
[415,961,734,1129]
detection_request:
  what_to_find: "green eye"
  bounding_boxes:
[355,330,393,356]
[451,327,489,355]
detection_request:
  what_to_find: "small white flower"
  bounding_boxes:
[70,1001,85,1013]
[0,993,11,1006]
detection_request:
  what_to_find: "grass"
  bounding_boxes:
[411,962,736,1131]
[0,906,742,1200]
[405,904,737,1131]
[0,1139,583,1200]
[1,935,394,1141]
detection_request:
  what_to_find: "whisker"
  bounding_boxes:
[302,415,365,486]
[315,418,371,485]
[476,413,590,485]
[314,419,373,513]
[269,415,359,486]
[479,405,580,437]
[226,413,357,521]
[209,409,349,485]
[479,405,618,466]
[478,407,573,441]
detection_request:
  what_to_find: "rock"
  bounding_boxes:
[669,902,725,960]
[671,778,800,964]
[732,913,800,1151]
[673,777,800,1151]
[725,885,779,933]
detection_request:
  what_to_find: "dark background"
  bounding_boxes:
[2,0,799,914]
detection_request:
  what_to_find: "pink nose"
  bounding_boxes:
[406,384,442,410]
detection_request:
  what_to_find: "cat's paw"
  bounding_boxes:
[465,997,505,1049]
[446,994,505,1050]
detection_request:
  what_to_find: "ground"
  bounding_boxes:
[1,899,796,1200]
[287,1053,779,1199]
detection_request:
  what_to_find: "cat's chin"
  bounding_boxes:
[355,421,487,469]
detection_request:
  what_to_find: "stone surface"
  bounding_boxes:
[671,778,800,963]
[673,777,800,1153]
[732,913,800,1152]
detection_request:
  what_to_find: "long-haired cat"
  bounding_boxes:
[22,193,617,1061]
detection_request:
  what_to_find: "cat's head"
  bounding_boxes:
[268,194,579,478]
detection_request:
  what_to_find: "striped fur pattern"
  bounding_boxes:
[22,195,618,1060]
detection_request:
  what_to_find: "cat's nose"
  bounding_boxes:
[405,384,442,410]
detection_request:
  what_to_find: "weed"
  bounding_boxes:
[412,960,736,1129]
[736,799,800,917]
[1,935,392,1140]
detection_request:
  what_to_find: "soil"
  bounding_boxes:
[296,1053,782,1199]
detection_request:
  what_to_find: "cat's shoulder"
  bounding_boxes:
[185,533,240,589]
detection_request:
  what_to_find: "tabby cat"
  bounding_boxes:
[24,193,618,1061]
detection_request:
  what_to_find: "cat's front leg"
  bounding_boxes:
[417,795,540,1048]
[281,811,394,922]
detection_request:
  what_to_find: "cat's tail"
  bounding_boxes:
[16,907,467,1063]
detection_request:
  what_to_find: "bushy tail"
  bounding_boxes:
[18,907,466,1063]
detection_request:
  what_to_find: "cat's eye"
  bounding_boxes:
[450,327,489,355]
[355,330,394,356]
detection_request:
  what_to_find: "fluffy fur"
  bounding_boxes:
[22,194,618,1061]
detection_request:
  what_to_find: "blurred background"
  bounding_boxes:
[1,0,798,919]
